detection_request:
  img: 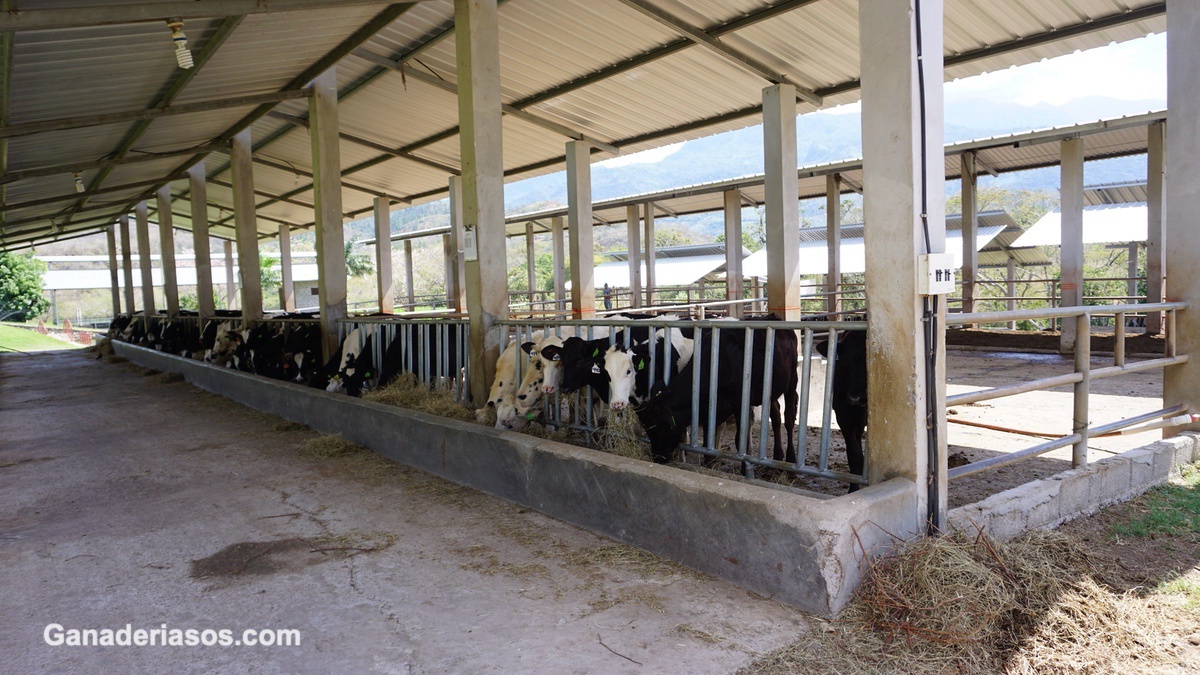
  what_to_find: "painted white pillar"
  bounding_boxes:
[230,129,262,324]
[404,239,415,308]
[374,197,393,313]
[826,173,842,317]
[525,221,537,303]
[106,225,121,317]
[279,224,295,312]
[224,240,236,310]
[1127,242,1140,304]
[763,84,801,321]
[155,185,179,316]
[119,215,135,315]
[188,162,215,322]
[566,140,595,318]
[626,205,642,308]
[447,176,467,312]
[723,190,743,318]
[1146,121,1165,334]
[860,0,946,523]
[961,152,978,314]
[309,67,345,357]
[134,201,155,319]
[1059,138,1085,353]
[1164,0,1200,435]
[551,215,566,308]
[456,0,508,402]
[643,202,655,306]
[1006,257,1017,330]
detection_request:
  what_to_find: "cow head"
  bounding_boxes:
[547,337,606,395]
[816,329,867,407]
[604,344,649,411]
[633,383,683,464]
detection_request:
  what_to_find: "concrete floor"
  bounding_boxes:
[0,350,808,673]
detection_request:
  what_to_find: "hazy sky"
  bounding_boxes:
[601,32,1167,168]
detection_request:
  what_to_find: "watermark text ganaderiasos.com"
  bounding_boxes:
[43,624,300,647]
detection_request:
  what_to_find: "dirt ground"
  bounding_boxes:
[1,350,808,673]
[947,326,1166,355]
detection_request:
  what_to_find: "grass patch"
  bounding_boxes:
[743,529,1196,674]
[301,434,368,459]
[0,324,82,352]
[1156,576,1200,613]
[1110,464,1200,541]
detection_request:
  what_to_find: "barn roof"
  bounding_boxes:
[1,0,1166,251]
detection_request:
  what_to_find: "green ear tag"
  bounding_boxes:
[525,411,538,420]
[637,360,645,371]
[592,348,600,357]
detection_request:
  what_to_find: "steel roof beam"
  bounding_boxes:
[0,89,309,140]
[0,142,229,185]
[614,0,821,106]
[252,155,410,203]
[0,175,186,213]
[265,109,460,174]
[352,48,622,155]
[0,0,433,32]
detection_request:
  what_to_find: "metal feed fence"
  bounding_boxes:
[945,301,1188,480]
[338,316,471,404]
[497,315,868,486]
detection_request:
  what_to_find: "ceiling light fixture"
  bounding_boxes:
[73,173,85,193]
[167,20,193,69]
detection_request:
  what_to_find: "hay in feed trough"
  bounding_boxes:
[363,373,477,423]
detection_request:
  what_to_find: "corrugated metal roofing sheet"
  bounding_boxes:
[1,0,1168,250]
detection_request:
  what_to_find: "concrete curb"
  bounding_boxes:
[112,341,922,616]
[948,433,1199,539]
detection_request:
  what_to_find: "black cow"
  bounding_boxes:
[815,329,867,491]
[633,316,799,464]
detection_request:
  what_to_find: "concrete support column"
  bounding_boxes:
[525,222,537,303]
[230,129,262,325]
[134,201,156,319]
[456,0,508,403]
[644,203,655,306]
[859,0,946,523]
[626,205,642,309]
[155,185,179,317]
[188,162,215,323]
[279,224,295,312]
[1127,242,1140,305]
[1006,258,1017,330]
[551,215,566,308]
[1164,1,1200,434]
[447,176,467,312]
[374,197,393,313]
[1146,121,1165,334]
[763,84,801,321]
[723,190,743,318]
[961,152,979,314]
[404,239,415,308]
[106,225,121,317]
[309,68,345,357]
[566,140,595,318]
[1059,138,1085,353]
[825,174,842,317]
[443,233,455,306]
[224,240,236,309]
[119,215,135,315]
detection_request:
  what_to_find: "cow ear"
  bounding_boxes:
[632,354,648,372]
[541,345,562,361]
[815,340,829,357]
[521,341,537,355]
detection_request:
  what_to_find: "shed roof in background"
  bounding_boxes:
[1,0,1166,252]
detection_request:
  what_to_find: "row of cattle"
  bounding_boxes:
[108,311,868,489]
[483,312,867,489]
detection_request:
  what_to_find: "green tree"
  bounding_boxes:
[0,251,51,320]
[260,252,281,293]
[345,238,374,278]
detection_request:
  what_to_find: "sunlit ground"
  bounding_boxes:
[0,323,84,353]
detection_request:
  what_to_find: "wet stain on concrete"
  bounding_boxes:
[190,538,318,579]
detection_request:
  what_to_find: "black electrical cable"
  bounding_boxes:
[913,0,943,535]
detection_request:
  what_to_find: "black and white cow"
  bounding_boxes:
[816,328,867,490]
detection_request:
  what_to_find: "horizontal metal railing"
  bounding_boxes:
[497,315,868,486]
[945,301,1188,480]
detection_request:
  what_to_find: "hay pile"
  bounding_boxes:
[302,434,368,459]
[747,528,1194,674]
[363,373,477,422]
[595,409,650,461]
